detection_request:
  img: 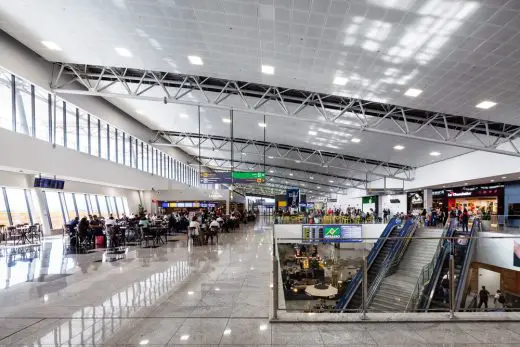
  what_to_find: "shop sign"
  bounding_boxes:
[446,184,504,198]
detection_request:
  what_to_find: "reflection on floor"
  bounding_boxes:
[0,217,518,346]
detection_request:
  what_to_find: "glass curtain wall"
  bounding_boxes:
[0,66,201,188]
[4,188,32,225]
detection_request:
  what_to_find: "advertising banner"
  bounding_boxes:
[286,188,300,210]
[407,191,424,212]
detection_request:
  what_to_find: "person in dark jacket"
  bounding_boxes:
[461,208,469,232]
[478,286,490,309]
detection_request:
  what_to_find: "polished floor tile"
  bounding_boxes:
[0,218,519,346]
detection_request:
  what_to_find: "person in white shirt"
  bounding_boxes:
[105,214,116,227]
[216,216,224,223]
[210,219,220,229]
[188,217,200,236]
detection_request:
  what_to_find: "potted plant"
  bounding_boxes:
[481,208,491,231]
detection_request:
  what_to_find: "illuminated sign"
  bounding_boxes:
[323,225,341,239]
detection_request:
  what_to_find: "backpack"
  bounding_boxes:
[499,294,506,304]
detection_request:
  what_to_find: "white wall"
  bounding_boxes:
[475,232,520,271]
[380,194,407,215]
[0,30,193,164]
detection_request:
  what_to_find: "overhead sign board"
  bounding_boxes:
[200,171,265,184]
[301,224,363,243]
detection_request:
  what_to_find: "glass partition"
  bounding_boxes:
[14,76,33,136]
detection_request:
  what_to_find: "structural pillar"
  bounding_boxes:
[424,188,433,211]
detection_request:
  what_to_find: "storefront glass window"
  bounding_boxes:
[44,191,64,230]
[14,77,33,136]
[0,69,12,131]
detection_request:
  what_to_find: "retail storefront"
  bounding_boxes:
[407,190,424,214]
[433,184,504,215]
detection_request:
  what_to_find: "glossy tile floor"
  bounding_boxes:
[0,217,519,346]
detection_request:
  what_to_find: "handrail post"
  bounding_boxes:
[272,255,278,320]
[449,252,455,319]
[361,255,368,320]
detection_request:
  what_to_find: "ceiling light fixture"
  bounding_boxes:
[308,131,317,136]
[430,151,441,156]
[115,47,132,57]
[179,113,188,118]
[393,145,405,150]
[42,41,62,51]
[309,176,314,180]
[258,122,267,127]
[261,65,275,75]
[180,335,190,341]
[268,156,274,159]
[404,88,423,97]
[222,118,231,123]
[139,340,149,345]
[188,55,203,65]
[317,186,321,189]
[502,176,507,179]
[223,329,232,336]
[476,101,497,109]
[351,138,361,143]
[329,180,334,183]
[269,170,274,173]
[333,76,348,86]
[289,173,293,176]
[490,179,495,182]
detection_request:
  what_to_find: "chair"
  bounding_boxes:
[8,226,23,245]
[0,225,6,245]
[140,227,156,248]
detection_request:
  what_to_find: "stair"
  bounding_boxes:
[347,226,402,310]
[369,228,443,312]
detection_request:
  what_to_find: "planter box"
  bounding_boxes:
[481,220,491,231]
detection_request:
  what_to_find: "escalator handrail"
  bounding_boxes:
[423,221,457,312]
[335,218,400,310]
[454,219,479,310]
[366,218,418,306]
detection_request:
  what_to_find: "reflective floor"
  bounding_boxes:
[0,217,518,346]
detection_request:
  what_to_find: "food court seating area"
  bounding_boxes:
[0,223,43,246]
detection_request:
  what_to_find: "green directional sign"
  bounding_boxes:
[232,171,265,183]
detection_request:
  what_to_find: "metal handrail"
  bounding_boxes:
[405,219,455,311]
[366,218,417,306]
[454,219,479,310]
[335,218,400,311]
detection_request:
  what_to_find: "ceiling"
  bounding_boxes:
[2,0,520,196]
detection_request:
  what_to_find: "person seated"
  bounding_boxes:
[90,215,104,236]
[210,218,220,230]
[67,216,79,236]
[139,215,150,229]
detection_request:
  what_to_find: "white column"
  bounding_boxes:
[32,188,51,235]
[424,189,433,211]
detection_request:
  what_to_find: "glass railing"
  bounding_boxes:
[481,215,520,233]
[275,215,386,225]
[272,221,520,319]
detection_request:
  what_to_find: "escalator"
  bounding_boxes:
[423,220,477,312]
[335,218,402,311]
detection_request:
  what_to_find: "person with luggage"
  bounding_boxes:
[494,289,506,310]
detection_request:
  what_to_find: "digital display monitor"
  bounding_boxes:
[323,225,341,241]
[161,202,168,208]
[177,203,185,207]
[200,203,208,208]
[169,202,176,207]
[341,225,363,242]
[34,178,65,189]
[184,202,194,208]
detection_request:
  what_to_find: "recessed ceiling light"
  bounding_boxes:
[268,156,274,159]
[476,100,497,109]
[333,76,348,86]
[289,173,293,176]
[490,179,495,182]
[351,138,361,143]
[261,65,275,75]
[139,340,149,345]
[308,131,317,136]
[309,176,314,180]
[115,47,132,57]
[430,151,441,156]
[329,180,334,183]
[258,122,267,127]
[215,287,220,291]
[180,113,188,118]
[317,186,321,189]
[309,190,313,193]
[242,152,246,156]
[180,335,190,341]
[222,118,231,123]
[188,55,203,65]
[269,170,274,173]
[295,160,301,163]
[41,41,62,51]
[223,329,232,336]
[404,88,422,97]
[393,145,405,150]
[259,324,268,331]
[502,176,507,179]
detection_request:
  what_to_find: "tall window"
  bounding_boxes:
[55,99,65,146]
[0,69,12,131]
[100,121,108,160]
[34,87,50,142]
[107,196,116,216]
[5,188,31,225]
[115,197,125,218]
[98,196,109,217]
[14,77,33,136]
[0,190,7,226]
[90,116,99,157]
[117,130,124,164]
[109,126,117,162]
[124,134,130,166]
[44,191,64,229]
[75,193,89,218]
[78,110,89,153]
[63,192,77,220]
[122,197,130,215]
[89,195,99,215]
[66,106,77,150]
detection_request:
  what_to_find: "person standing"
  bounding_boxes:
[461,208,469,232]
[494,289,505,310]
[478,286,490,309]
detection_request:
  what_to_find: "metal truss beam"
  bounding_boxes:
[153,131,414,181]
[51,63,520,157]
[195,156,366,191]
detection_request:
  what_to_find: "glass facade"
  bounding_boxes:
[4,188,32,225]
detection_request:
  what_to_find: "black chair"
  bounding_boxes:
[140,227,156,248]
